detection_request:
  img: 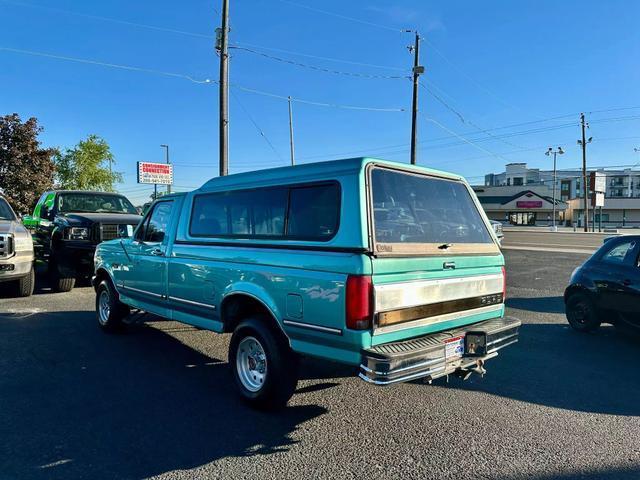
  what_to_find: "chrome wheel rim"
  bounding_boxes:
[98,290,111,325]
[236,336,267,393]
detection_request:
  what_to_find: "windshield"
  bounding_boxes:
[57,193,137,214]
[0,197,17,220]
[371,168,494,249]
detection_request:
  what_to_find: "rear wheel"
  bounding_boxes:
[49,259,75,292]
[229,317,298,410]
[96,279,130,332]
[16,267,35,297]
[566,292,601,332]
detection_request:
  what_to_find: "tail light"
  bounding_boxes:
[501,265,507,301]
[346,275,373,330]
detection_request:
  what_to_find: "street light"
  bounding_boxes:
[545,146,564,229]
[160,144,171,194]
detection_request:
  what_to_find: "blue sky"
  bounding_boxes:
[1,0,639,205]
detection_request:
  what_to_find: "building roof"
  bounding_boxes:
[476,189,566,206]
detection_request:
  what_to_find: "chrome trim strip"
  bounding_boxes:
[121,285,165,299]
[360,356,443,377]
[359,352,500,385]
[168,296,216,310]
[375,273,503,312]
[373,304,503,335]
[358,365,446,385]
[283,319,342,336]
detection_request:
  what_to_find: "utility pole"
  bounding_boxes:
[578,113,592,232]
[288,96,295,166]
[407,31,423,165]
[545,147,564,230]
[160,144,171,194]
[216,0,230,177]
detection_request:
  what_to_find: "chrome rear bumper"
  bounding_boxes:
[359,316,520,385]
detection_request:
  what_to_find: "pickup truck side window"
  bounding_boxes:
[190,187,288,238]
[287,184,340,240]
[189,183,339,241]
[142,201,174,243]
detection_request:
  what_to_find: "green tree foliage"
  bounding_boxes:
[54,135,122,191]
[0,113,56,214]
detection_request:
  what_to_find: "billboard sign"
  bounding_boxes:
[516,200,543,208]
[593,192,605,207]
[590,171,606,193]
[137,162,173,185]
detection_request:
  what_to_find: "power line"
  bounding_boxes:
[0,46,215,84]
[1,0,408,73]
[230,90,286,163]
[233,41,406,72]
[231,46,409,79]
[420,114,508,160]
[271,0,526,114]
[275,0,401,33]
[0,0,213,39]
[0,46,406,112]
[230,83,406,112]
[419,81,465,122]
[418,81,526,150]
[420,37,523,114]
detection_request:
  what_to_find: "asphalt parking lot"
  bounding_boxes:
[1,248,639,480]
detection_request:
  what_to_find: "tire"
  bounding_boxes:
[49,259,75,292]
[566,292,601,332]
[96,279,130,333]
[229,317,298,410]
[16,267,35,297]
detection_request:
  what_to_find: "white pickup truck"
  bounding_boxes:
[0,195,35,297]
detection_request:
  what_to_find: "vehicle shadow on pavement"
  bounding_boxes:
[0,310,328,480]
[500,464,640,480]
[458,322,640,417]
[506,296,565,314]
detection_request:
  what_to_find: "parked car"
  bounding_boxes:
[0,195,35,297]
[565,235,640,332]
[23,190,142,292]
[490,220,504,244]
[93,158,520,409]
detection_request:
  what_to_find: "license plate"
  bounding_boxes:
[444,336,465,359]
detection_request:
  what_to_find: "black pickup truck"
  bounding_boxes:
[24,190,142,291]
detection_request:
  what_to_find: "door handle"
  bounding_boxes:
[150,248,164,256]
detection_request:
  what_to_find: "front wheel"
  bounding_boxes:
[229,317,298,410]
[16,267,35,297]
[96,280,130,333]
[566,292,601,332]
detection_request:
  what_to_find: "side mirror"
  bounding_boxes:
[40,205,50,219]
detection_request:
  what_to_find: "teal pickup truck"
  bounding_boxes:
[93,158,520,409]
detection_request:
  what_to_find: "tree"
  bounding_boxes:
[0,114,56,214]
[54,135,122,191]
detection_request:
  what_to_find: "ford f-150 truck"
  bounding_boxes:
[93,158,520,409]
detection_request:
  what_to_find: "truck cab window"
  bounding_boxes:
[144,201,173,243]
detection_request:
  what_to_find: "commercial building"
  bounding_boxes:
[478,162,640,227]
[473,185,567,226]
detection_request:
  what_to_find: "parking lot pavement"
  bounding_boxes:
[502,229,611,254]
[1,251,640,480]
